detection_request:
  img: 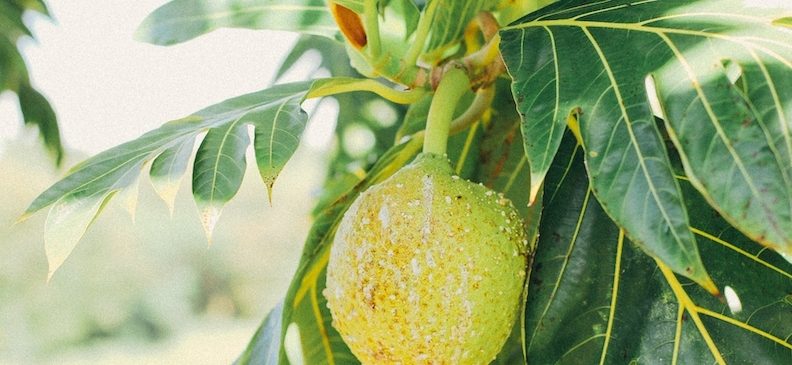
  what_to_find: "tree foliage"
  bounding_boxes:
[22,0,792,363]
[1,0,62,165]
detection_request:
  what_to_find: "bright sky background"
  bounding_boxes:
[1,0,314,155]
[0,3,330,363]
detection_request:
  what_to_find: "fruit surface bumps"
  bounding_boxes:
[325,153,529,364]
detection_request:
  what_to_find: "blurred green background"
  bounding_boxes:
[0,135,324,364]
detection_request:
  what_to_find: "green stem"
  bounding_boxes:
[364,0,381,58]
[448,83,495,135]
[403,0,438,67]
[423,66,471,155]
[405,83,494,145]
[464,34,501,72]
[306,79,426,104]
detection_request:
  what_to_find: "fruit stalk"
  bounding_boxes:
[423,66,471,156]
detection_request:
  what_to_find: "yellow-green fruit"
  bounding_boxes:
[325,153,530,364]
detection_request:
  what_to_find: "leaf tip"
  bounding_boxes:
[13,212,32,226]
[45,251,67,283]
[772,17,792,28]
[528,177,544,206]
[695,271,720,297]
[260,173,277,206]
[266,182,274,207]
[198,204,222,246]
[565,107,583,145]
[152,182,179,217]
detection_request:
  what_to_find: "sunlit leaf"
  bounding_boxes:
[43,190,117,281]
[774,17,792,28]
[149,136,195,215]
[526,131,792,364]
[22,80,319,275]
[115,171,141,221]
[272,35,417,218]
[380,0,420,40]
[193,121,251,241]
[500,0,791,291]
[135,0,341,46]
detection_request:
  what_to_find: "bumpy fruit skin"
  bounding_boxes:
[325,153,529,365]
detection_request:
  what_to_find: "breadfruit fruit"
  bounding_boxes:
[324,152,530,365]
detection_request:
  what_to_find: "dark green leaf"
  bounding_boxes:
[252,98,306,201]
[0,0,31,41]
[0,1,62,165]
[653,33,792,256]
[0,28,28,90]
[135,0,341,46]
[499,0,792,290]
[526,131,792,364]
[18,83,63,166]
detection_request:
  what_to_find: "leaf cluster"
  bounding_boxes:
[21,0,792,363]
[1,0,62,165]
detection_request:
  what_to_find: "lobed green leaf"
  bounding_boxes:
[23,80,317,276]
[652,23,792,256]
[500,0,792,290]
[526,131,792,364]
